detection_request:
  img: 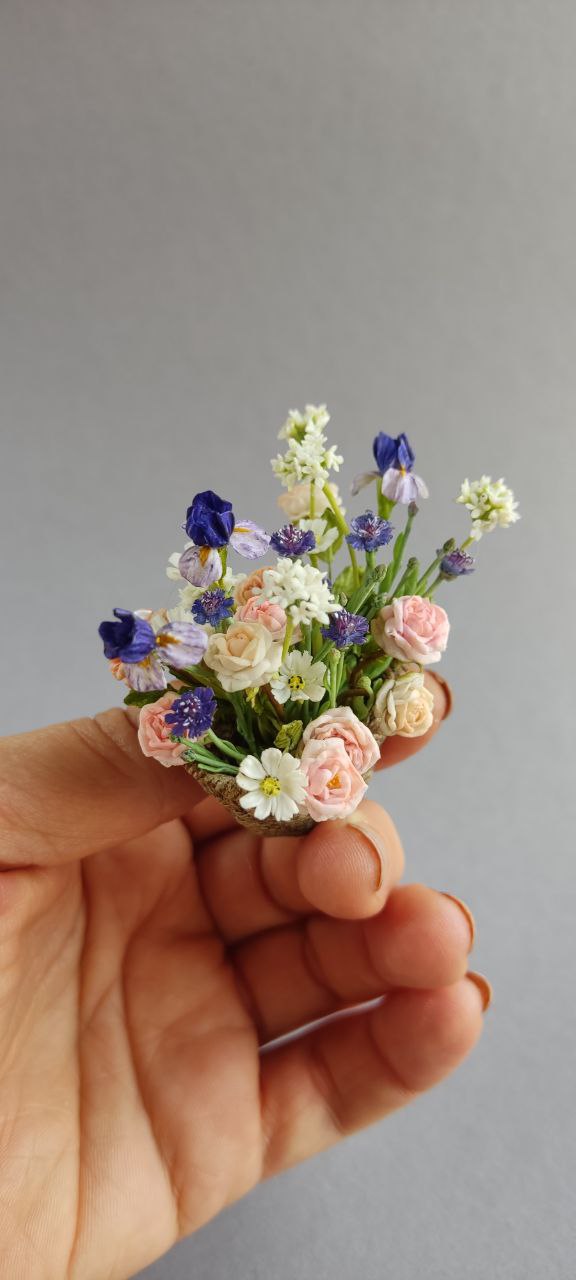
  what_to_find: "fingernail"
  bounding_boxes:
[466,971,493,1012]
[343,815,389,892]
[440,892,476,952]
[433,674,453,720]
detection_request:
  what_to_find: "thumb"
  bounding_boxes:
[0,708,203,868]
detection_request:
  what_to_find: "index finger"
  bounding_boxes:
[0,709,202,867]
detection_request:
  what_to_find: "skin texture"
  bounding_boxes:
[0,675,486,1280]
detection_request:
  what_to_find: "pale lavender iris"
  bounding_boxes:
[229,520,270,558]
[123,655,168,692]
[155,621,208,667]
[381,469,429,504]
[178,544,222,587]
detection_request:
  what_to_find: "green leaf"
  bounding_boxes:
[332,565,355,596]
[274,720,304,751]
[123,689,166,708]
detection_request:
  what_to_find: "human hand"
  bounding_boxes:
[0,675,488,1279]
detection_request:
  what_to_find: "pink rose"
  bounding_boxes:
[302,706,380,774]
[372,595,449,665]
[301,737,367,821]
[137,694,186,767]
[236,596,287,640]
[234,566,274,607]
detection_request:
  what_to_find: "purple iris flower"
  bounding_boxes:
[185,490,235,548]
[191,589,235,625]
[183,490,269,565]
[99,609,156,663]
[270,524,317,557]
[165,688,217,739]
[440,549,475,577]
[373,432,415,474]
[347,511,394,552]
[321,609,370,649]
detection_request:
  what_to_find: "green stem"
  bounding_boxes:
[376,479,394,521]
[366,550,375,574]
[461,535,474,550]
[426,572,444,596]
[328,652,340,708]
[205,729,246,762]
[282,615,294,662]
[323,482,359,587]
[416,540,455,594]
[309,481,316,518]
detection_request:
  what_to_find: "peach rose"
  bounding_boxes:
[234,567,274,607]
[236,596,287,640]
[302,706,380,774]
[137,694,186,767]
[372,670,434,739]
[300,737,367,821]
[204,620,280,692]
[372,595,449,665]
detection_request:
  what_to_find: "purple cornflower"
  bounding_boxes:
[347,511,394,552]
[321,609,370,649]
[440,549,475,577]
[191,588,235,625]
[165,687,216,739]
[270,524,317,557]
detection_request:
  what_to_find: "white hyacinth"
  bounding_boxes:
[257,558,338,626]
[272,402,343,490]
[270,650,327,704]
[456,476,520,541]
[236,748,308,822]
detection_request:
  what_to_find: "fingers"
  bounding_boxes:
[195,799,405,943]
[260,976,485,1177]
[0,709,201,867]
[376,672,451,771]
[235,884,473,1042]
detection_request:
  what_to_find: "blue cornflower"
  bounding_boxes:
[321,609,370,649]
[347,511,394,552]
[98,609,156,663]
[440,549,475,577]
[269,524,317,557]
[165,687,217,740]
[191,588,235,625]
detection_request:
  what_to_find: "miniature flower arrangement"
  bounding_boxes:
[99,405,519,835]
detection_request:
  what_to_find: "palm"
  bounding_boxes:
[0,703,484,1280]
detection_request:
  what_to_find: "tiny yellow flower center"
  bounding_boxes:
[261,775,281,796]
[288,674,305,692]
[327,772,341,790]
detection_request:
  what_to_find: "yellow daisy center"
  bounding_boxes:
[288,674,305,692]
[261,776,281,796]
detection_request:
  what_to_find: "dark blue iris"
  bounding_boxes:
[98,609,156,663]
[165,687,217,739]
[269,524,317,557]
[373,432,415,475]
[347,511,394,552]
[440,549,475,577]
[321,609,370,649]
[191,589,235,625]
[184,490,235,548]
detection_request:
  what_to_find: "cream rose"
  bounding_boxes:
[372,670,434,739]
[204,620,280,692]
[277,480,329,521]
[372,595,449,665]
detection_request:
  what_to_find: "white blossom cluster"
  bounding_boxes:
[456,476,520,541]
[271,403,343,490]
[257,558,338,626]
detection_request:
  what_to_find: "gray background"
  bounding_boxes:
[0,2,574,1277]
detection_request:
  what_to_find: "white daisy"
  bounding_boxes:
[456,477,520,541]
[270,650,327,704]
[258,558,338,626]
[236,748,308,821]
[298,517,339,554]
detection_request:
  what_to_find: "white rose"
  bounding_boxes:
[204,621,280,692]
[372,671,434,739]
